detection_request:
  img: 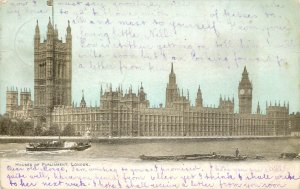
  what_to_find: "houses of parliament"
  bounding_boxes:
[5,19,298,137]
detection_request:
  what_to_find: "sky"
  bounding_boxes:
[0,0,299,114]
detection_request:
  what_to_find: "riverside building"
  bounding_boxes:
[6,20,291,137]
[50,64,290,137]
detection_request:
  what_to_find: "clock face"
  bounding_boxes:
[240,89,245,95]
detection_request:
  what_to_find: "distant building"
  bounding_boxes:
[5,87,33,120]
[290,112,300,136]
[51,64,290,137]
[5,20,293,137]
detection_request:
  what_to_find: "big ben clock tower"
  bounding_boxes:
[238,66,252,114]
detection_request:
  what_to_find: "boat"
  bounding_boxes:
[139,152,247,161]
[279,152,299,160]
[139,154,179,161]
[184,153,218,160]
[140,153,218,161]
[254,155,264,160]
[26,141,91,151]
[216,154,248,161]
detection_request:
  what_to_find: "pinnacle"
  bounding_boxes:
[243,66,248,75]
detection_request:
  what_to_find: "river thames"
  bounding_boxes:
[0,137,299,161]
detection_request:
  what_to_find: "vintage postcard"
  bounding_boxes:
[0,0,299,188]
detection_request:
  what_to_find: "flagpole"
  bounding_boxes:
[52,0,54,26]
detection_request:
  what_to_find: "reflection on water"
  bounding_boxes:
[0,138,299,161]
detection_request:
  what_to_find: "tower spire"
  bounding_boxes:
[35,20,40,34]
[196,85,203,108]
[257,102,260,114]
[243,66,248,75]
[47,17,54,34]
[166,63,177,108]
[80,90,86,108]
[67,20,71,33]
[140,82,143,90]
[48,16,52,25]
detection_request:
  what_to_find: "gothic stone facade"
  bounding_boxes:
[6,20,291,137]
[51,65,290,137]
[290,112,300,136]
[33,18,72,128]
[5,87,33,120]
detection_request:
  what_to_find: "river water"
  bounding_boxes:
[0,138,299,161]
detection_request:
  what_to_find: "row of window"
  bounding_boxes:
[58,122,287,136]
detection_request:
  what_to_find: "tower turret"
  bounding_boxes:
[45,16,54,126]
[54,24,58,39]
[34,20,40,80]
[80,90,86,108]
[139,82,146,101]
[128,85,132,94]
[165,63,179,108]
[169,63,176,84]
[66,21,72,45]
[196,85,203,108]
[47,17,54,37]
[67,20,71,34]
[238,66,253,114]
[6,87,19,116]
[34,20,40,43]
[34,19,73,128]
[20,88,31,110]
[100,85,103,96]
[257,102,261,114]
[65,20,72,106]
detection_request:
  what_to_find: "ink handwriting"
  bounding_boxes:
[3,0,298,72]
[2,161,300,189]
